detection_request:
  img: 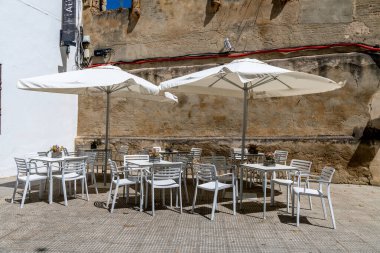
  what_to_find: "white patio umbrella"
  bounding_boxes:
[159,58,344,207]
[18,65,177,185]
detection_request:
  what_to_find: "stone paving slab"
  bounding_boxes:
[0,176,380,252]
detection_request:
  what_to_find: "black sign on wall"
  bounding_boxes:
[61,0,77,46]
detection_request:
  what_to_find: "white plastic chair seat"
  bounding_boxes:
[112,178,136,186]
[146,179,179,188]
[293,187,322,196]
[198,181,232,191]
[19,174,47,182]
[53,172,83,180]
[271,178,293,186]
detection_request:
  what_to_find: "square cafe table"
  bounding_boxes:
[124,160,178,210]
[241,163,297,219]
[28,155,87,204]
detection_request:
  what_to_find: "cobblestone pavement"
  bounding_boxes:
[0,176,380,253]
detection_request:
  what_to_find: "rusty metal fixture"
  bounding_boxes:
[132,0,141,18]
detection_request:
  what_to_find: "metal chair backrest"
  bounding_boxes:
[231,148,248,160]
[62,157,87,175]
[14,157,29,175]
[173,155,188,165]
[95,149,112,162]
[201,156,213,164]
[196,163,217,182]
[290,159,312,174]
[152,162,182,181]
[190,148,202,161]
[319,167,335,183]
[108,159,120,180]
[202,156,228,173]
[274,150,288,165]
[83,151,97,167]
[124,155,149,170]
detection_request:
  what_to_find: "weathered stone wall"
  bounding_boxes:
[76,53,380,185]
[82,0,380,64]
[79,0,380,185]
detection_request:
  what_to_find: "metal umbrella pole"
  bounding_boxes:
[103,90,111,186]
[240,83,249,209]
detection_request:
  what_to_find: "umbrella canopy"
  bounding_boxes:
[18,65,177,184]
[159,58,344,208]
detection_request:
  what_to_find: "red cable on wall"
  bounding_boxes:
[89,43,380,68]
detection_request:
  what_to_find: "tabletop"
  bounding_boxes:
[29,155,88,162]
[242,163,297,172]
[126,160,175,167]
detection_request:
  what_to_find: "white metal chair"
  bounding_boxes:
[52,157,89,206]
[173,155,190,203]
[83,151,98,194]
[292,167,336,229]
[270,159,312,212]
[201,156,238,197]
[188,147,202,184]
[124,155,149,209]
[192,163,236,221]
[145,162,183,216]
[12,158,48,208]
[106,159,140,213]
[271,150,289,188]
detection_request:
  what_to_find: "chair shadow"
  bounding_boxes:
[278,214,334,229]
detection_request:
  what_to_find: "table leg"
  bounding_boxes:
[140,171,143,212]
[239,166,243,209]
[49,162,53,204]
[263,171,267,219]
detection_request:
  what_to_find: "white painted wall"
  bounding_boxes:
[0,0,78,177]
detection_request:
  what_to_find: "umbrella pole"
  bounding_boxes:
[240,85,248,210]
[104,91,111,186]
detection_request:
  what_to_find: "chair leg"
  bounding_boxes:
[135,183,138,205]
[179,185,183,214]
[296,193,301,227]
[170,188,173,208]
[151,185,155,216]
[12,178,19,203]
[111,184,119,213]
[211,189,219,221]
[233,183,236,216]
[81,178,84,198]
[106,181,113,208]
[84,177,89,201]
[21,181,29,208]
[287,185,290,213]
[73,180,77,198]
[192,186,198,213]
[62,179,68,206]
[291,190,295,217]
[92,170,98,194]
[39,180,44,200]
[321,195,327,219]
[126,187,129,205]
[183,173,189,203]
[145,182,148,210]
[307,180,312,210]
[270,181,275,206]
[327,193,336,229]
